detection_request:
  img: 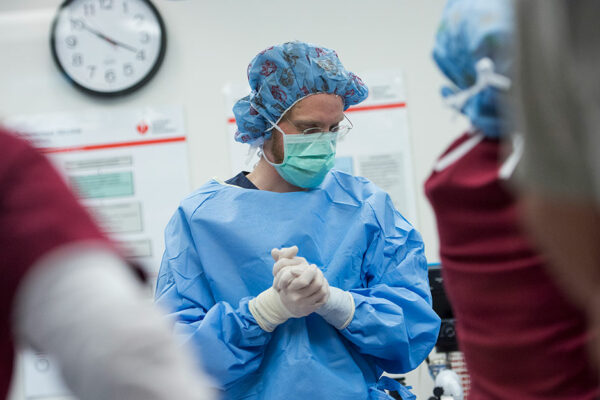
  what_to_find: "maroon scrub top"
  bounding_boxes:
[0,129,109,399]
[425,132,599,399]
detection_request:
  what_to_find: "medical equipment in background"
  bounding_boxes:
[427,264,469,400]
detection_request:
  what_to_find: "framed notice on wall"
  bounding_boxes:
[3,105,192,399]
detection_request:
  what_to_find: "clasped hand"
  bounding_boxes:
[271,246,329,318]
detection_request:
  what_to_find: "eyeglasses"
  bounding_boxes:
[284,113,353,137]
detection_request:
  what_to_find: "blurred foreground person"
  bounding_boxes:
[1,129,214,400]
[424,0,599,398]
[514,0,600,376]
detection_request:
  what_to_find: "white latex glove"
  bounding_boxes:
[275,262,329,317]
[271,246,300,267]
[274,246,355,330]
[248,286,293,332]
[315,287,355,329]
[248,246,321,332]
[272,246,329,317]
[249,246,354,332]
[271,246,307,285]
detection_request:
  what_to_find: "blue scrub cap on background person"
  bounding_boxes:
[233,41,369,145]
[433,0,514,137]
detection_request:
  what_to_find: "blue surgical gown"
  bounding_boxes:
[155,170,440,400]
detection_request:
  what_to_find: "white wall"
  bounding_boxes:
[0,1,469,398]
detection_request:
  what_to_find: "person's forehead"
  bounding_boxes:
[289,94,344,120]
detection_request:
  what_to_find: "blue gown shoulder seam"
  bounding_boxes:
[329,171,373,204]
[364,197,385,232]
[182,190,221,222]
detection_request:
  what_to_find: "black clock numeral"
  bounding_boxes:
[65,35,77,48]
[140,31,150,44]
[122,1,128,13]
[105,70,116,83]
[123,63,134,76]
[134,14,144,24]
[136,50,145,61]
[71,19,84,30]
[84,3,96,17]
[72,53,83,67]
[87,65,96,78]
[99,0,112,9]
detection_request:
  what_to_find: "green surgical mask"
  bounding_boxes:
[264,129,338,189]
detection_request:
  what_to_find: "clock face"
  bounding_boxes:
[51,0,166,96]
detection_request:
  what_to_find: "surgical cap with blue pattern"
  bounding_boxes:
[433,0,514,137]
[233,41,369,145]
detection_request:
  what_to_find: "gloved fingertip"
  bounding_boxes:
[281,245,299,259]
[271,248,281,261]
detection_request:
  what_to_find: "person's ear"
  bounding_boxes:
[263,134,272,149]
[263,134,273,153]
[261,134,275,163]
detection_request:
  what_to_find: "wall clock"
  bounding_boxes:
[51,0,167,97]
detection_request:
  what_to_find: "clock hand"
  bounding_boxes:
[107,37,138,53]
[74,19,138,53]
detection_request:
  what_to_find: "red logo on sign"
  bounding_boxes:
[137,122,149,135]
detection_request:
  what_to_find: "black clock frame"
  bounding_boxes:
[50,0,167,97]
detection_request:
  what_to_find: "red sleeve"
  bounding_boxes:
[0,129,109,311]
